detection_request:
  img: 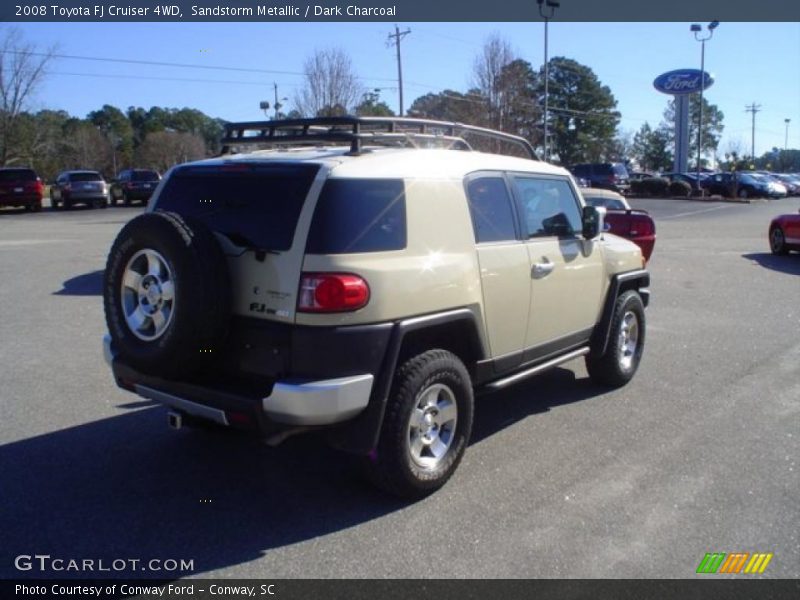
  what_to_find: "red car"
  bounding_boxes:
[769,209,800,255]
[581,188,656,262]
[0,167,44,211]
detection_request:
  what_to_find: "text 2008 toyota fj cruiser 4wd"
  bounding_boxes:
[102,117,650,498]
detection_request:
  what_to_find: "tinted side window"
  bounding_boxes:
[133,170,160,181]
[466,177,517,243]
[595,164,613,175]
[307,179,406,254]
[514,177,583,238]
[571,165,590,177]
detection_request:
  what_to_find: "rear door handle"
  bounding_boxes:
[532,259,555,278]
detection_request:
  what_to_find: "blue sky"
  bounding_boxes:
[12,21,800,159]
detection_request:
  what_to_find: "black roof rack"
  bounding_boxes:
[220,116,539,160]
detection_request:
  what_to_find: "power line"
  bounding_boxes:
[1,49,306,76]
[44,70,295,88]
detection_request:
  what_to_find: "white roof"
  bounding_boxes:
[193,145,571,180]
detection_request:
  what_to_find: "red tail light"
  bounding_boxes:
[298,273,370,313]
[629,214,655,237]
[25,180,44,197]
[125,182,135,189]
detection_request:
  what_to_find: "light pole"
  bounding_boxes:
[537,0,559,163]
[785,118,791,151]
[259,83,288,120]
[690,20,719,179]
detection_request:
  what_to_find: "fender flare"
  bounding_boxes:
[591,269,650,358]
[327,308,486,454]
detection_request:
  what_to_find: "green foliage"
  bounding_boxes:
[543,57,621,166]
[407,89,482,123]
[660,95,724,166]
[7,104,225,181]
[631,177,669,197]
[355,91,395,117]
[632,123,673,171]
[668,180,692,197]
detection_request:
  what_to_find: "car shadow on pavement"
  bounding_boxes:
[0,407,405,579]
[54,270,104,296]
[472,367,606,444]
[742,252,800,276]
[0,367,606,579]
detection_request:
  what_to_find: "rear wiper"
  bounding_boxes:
[220,231,281,261]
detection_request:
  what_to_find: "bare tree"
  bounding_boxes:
[62,122,110,170]
[136,131,206,172]
[471,33,516,130]
[295,48,363,117]
[0,28,55,165]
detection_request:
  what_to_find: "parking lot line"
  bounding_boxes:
[658,205,733,220]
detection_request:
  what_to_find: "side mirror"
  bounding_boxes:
[582,205,605,240]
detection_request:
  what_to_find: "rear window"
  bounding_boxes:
[306,179,406,254]
[132,170,159,181]
[157,163,320,252]
[612,164,629,177]
[0,169,37,181]
[69,172,103,182]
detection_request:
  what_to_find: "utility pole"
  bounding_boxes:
[745,103,761,161]
[387,25,411,116]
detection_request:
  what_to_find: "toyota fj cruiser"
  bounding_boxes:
[102,117,650,498]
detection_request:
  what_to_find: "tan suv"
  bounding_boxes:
[102,117,650,498]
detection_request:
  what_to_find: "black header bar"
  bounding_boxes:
[1,0,798,22]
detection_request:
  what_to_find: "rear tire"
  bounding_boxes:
[586,290,645,387]
[364,349,474,499]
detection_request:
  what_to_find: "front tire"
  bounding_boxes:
[770,226,788,255]
[586,290,645,387]
[365,349,474,499]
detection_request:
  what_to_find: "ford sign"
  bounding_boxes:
[653,69,714,95]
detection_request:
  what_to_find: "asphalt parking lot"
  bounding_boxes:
[1,197,798,579]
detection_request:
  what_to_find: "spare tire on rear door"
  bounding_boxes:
[103,211,230,377]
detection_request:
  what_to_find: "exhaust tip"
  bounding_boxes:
[167,411,183,430]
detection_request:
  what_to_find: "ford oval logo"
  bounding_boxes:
[653,69,714,95]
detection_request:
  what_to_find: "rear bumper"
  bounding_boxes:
[66,191,107,201]
[103,334,374,428]
[0,194,40,207]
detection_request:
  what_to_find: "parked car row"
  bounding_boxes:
[567,162,800,200]
[0,167,161,212]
